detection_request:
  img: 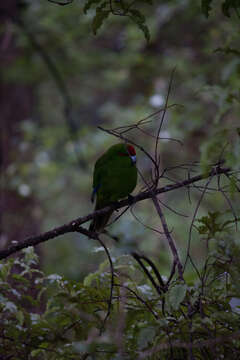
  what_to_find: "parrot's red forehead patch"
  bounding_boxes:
[127,145,136,156]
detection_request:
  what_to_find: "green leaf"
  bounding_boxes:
[196,211,222,238]
[214,47,240,56]
[23,246,39,266]
[222,0,240,17]
[83,0,102,14]
[168,284,187,310]
[92,9,110,35]
[229,176,238,198]
[31,349,44,357]
[84,271,100,286]
[4,301,17,313]
[137,327,156,350]
[16,310,24,326]
[129,9,146,24]
[200,128,229,171]
[201,0,213,17]
[0,260,14,280]
[129,13,150,42]
[12,273,30,285]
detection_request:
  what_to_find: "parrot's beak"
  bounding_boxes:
[130,155,136,165]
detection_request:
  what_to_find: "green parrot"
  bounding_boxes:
[89,143,137,233]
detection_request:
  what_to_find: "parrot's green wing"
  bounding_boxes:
[89,143,137,233]
[91,152,109,203]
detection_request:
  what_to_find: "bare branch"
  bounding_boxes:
[92,235,114,332]
[154,68,176,185]
[114,284,159,320]
[183,174,214,272]
[151,194,184,280]
[131,252,163,295]
[0,165,232,261]
[47,0,74,5]
[98,125,158,171]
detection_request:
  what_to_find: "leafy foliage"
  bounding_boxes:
[200,127,240,172]
[2,229,240,359]
[83,0,151,40]
[202,0,240,17]
[222,0,240,17]
[201,0,213,17]
[50,0,240,39]
[3,0,240,358]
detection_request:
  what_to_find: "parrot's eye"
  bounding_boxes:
[118,144,136,159]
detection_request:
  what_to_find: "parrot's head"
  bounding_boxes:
[116,143,137,165]
[126,144,137,165]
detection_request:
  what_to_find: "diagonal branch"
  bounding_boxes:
[151,194,184,280]
[0,166,232,261]
[47,0,74,6]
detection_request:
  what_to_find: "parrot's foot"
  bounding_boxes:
[111,201,120,211]
[128,194,135,205]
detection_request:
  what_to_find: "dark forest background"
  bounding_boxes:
[1,1,240,358]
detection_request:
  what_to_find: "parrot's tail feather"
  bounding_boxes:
[89,209,113,233]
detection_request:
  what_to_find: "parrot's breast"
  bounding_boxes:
[98,157,137,204]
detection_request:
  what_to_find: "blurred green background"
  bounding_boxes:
[1,0,240,281]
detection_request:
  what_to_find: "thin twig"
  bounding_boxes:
[114,284,159,319]
[98,125,158,170]
[154,68,176,185]
[133,253,166,290]
[183,174,214,272]
[47,0,74,5]
[130,206,166,235]
[151,194,184,280]
[92,235,114,332]
[131,252,163,295]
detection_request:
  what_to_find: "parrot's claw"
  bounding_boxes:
[112,201,120,211]
[128,194,134,205]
